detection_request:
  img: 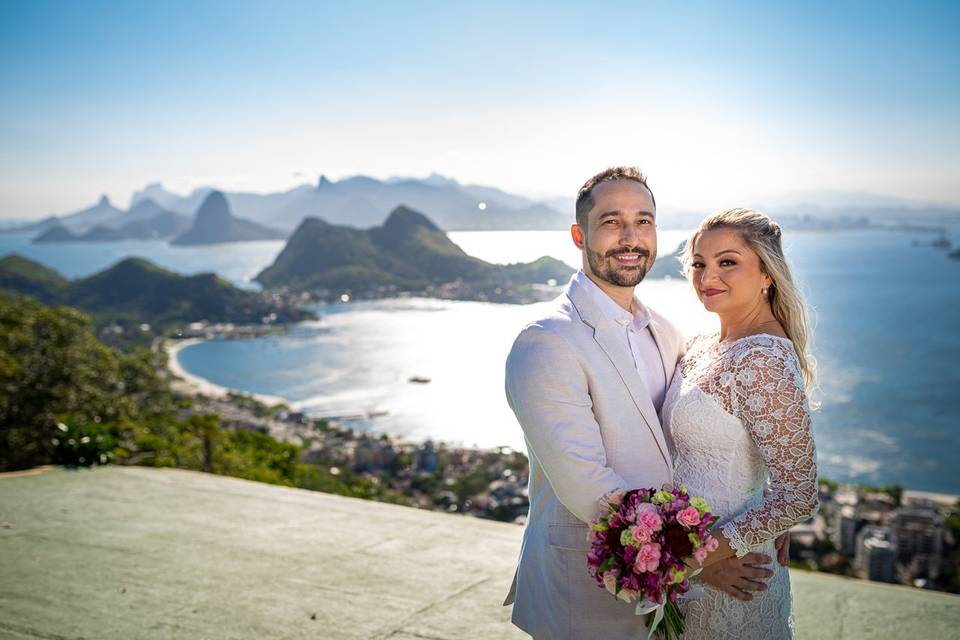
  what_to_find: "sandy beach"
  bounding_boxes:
[162,338,299,409]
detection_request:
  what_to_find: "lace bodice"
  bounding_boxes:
[661,332,819,639]
[662,332,819,557]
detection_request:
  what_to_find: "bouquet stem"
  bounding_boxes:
[648,601,684,640]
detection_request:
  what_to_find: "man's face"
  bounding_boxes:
[572,179,657,288]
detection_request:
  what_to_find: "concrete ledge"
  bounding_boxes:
[1,466,957,639]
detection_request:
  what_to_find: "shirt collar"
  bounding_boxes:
[574,270,652,330]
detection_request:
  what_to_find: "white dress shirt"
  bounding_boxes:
[574,270,668,411]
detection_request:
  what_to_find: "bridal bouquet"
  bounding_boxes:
[587,485,719,640]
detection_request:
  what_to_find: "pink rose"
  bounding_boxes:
[677,507,701,527]
[705,536,719,552]
[631,524,652,545]
[637,511,663,532]
[634,543,662,573]
[694,548,709,564]
[602,570,618,595]
[635,502,658,515]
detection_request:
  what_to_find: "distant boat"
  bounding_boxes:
[408,376,431,384]
[932,236,951,249]
[948,249,960,260]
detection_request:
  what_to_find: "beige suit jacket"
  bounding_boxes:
[503,274,683,639]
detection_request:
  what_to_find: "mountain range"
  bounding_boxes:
[26,195,191,240]
[136,173,570,232]
[2,203,573,317]
[33,205,193,243]
[30,192,284,245]
[8,176,960,240]
[11,174,572,238]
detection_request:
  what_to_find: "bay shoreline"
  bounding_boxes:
[162,337,297,409]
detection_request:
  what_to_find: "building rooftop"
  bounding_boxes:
[1,466,958,639]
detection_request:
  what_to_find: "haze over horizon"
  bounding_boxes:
[1,1,958,220]
[15,173,960,226]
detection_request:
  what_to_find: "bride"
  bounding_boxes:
[661,208,819,639]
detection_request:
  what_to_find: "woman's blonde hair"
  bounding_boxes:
[682,207,816,390]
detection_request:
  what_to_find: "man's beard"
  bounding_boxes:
[586,245,654,287]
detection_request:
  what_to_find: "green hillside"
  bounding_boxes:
[256,205,572,295]
[0,254,69,303]
[0,255,315,336]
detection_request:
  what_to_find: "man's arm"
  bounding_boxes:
[505,325,628,523]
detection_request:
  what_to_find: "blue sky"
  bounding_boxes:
[1,0,958,218]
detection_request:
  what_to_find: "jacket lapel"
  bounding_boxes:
[567,276,673,472]
[592,323,673,472]
[647,315,677,393]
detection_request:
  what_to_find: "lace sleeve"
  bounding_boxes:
[720,340,819,557]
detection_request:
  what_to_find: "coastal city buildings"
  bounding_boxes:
[855,525,897,583]
[796,481,957,592]
[891,501,946,586]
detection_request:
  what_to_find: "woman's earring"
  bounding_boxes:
[762,287,768,298]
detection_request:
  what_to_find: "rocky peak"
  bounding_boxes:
[423,172,458,188]
[293,216,330,232]
[194,191,232,222]
[381,205,440,234]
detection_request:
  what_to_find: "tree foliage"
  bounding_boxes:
[0,292,355,498]
[0,292,136,469]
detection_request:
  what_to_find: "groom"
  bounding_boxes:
[503,167,780,639]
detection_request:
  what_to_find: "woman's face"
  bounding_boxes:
[690,227,771,316]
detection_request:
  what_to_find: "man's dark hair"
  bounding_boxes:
[575,166,655,227]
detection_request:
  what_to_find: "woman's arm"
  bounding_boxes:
[719,342,819,558]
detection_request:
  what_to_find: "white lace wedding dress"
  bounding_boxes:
[660,333,819,640]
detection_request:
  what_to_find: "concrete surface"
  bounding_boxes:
[1,466,957,639]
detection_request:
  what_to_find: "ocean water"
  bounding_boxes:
[2,227,958,493]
